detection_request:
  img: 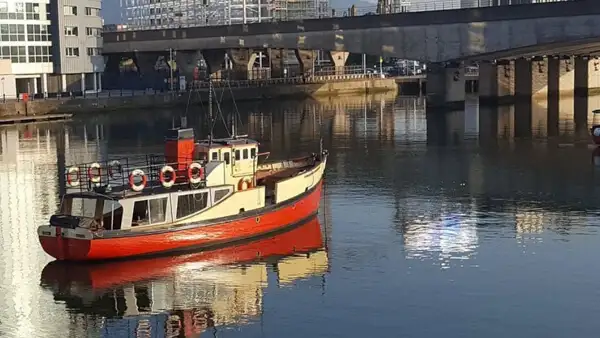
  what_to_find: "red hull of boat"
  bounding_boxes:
[40,181,322,261]
[41,216,324,291]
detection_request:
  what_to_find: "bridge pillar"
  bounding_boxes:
[268,48,285,78]
[327,51,349,75]
[478,61,498,105]
[426,62,465,111]
[294,49,316,77]
[176,50,203,88]
[227,49,256,80]
[514,58,532,137]
[574,56,589,135]
[202,50,226,79]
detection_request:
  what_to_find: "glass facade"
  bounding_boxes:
[0,1,52,64]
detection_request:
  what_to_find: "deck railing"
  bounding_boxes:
[65,155,205,197]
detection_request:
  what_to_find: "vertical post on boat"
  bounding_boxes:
[208,77,213,145]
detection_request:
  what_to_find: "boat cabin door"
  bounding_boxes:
[221,148,232,173]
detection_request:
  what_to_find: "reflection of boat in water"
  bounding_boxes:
[40,217,328,336]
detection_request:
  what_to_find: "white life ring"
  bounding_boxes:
[159,165,176,188]
[187,162,204,184]
[128,169,147,192]
[66,166,80,187]
[87,162,101,183]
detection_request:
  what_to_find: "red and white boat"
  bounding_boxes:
[38,125,327,261]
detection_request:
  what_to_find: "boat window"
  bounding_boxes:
[235,149,240,160]
[213,188,230,204]
[211,152,218,161]
[101,200,124,230]
[243,149,248,159]
[132,197,168,226]
[251,148,256,158]
[177,192,209,218]
[64,197,98,218]
[224,152,230,164]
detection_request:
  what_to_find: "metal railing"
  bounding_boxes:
[106,0,575,32]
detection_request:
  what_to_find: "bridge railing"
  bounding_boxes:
[107,0,575,32]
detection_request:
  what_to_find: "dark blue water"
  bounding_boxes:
[1,94,600,337]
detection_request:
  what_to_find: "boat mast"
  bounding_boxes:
[208,76,213,145]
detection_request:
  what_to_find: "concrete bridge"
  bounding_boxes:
[103,0,600,62]
[101,0,600,110]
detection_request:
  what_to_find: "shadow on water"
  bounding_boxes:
[3,93,600,337]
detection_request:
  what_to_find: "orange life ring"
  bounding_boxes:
[238,178,253,191]
[66,167,80,187]
[129,169,147,192]
[159,165,176,188]
[188,162,204,184]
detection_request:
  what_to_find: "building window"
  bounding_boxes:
[85,7,100,16]
[25,3,40,20]
[0,24,25,42]
[64,26,78,36]
[86,27,101,37]
[86,47,101,56]
[65,47,79,57]
[27,24,50,41]
[28,46,51,63]
[0,46,26,63]
[63,5,77,15]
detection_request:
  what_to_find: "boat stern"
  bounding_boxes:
[38,225,94,261]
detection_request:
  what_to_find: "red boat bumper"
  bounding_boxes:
[39,181,323,261]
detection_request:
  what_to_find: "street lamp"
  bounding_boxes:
[1,77,4,100]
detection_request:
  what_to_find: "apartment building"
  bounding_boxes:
[0,0,104,99]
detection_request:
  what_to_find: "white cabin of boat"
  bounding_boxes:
[49,127,326,234]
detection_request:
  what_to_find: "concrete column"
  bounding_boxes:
[514,58,532,99]
[80,73,86,92]
[93,72,98,91]
[202,49,226,79]
[327,51,349,75]
[227,49,254,80]
[547,57,560,98]
[175,50,202,85]
[268,48,285,78]
[547,57,559,138]
[574,56,589,97]
[32,77,38,94]
[514,58,532,137]
[61,74,67,92]
[426,62,465,111]
[41,73,48,96]
[478,61,498,104]
[574,56,589,135]
[294,49,316,77]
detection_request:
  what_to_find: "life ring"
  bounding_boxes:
[187,162,204,184]
[66,166,80,187]
[238,178,253,191]
[87,162,102,183]
[159,165,176,188]
[128,169,147,192]
[107,160,121,178]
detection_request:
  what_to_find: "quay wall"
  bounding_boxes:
[0,78,398,117]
